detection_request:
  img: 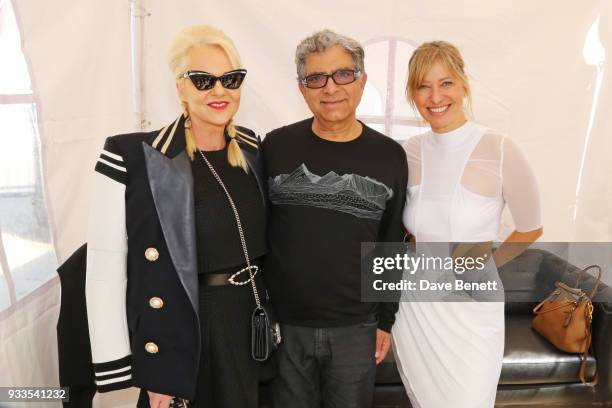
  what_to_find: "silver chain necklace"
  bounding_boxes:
[197,149,261,308]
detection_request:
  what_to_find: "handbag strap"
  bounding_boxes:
[532,299,577,315]
[579,303,598,386]
[198,149,262,309]
[533,290,558,314]
[575,265,602,299]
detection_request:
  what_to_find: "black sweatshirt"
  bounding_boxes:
[262,118,408,332]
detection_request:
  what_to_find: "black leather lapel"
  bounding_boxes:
[142,143,199,320]
[241,146,267,208]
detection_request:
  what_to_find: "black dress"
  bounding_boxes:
[190,147,274,408]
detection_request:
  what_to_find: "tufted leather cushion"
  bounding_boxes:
[501,316,597,385]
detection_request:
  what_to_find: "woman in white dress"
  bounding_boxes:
[392,41,543,407]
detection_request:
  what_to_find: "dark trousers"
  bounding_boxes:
[192,283,259,408]
[270,319,377,408]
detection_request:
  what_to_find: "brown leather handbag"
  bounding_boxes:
[532,264,602,386]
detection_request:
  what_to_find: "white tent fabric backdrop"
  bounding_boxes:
[2,0,611,406]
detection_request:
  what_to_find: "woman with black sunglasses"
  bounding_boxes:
[84,25,274,408]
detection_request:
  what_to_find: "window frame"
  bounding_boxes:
[0,0,59,319]
[358,36,430,142]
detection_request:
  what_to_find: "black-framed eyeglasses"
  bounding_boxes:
[179,69,247,91]
[300,69,361,89]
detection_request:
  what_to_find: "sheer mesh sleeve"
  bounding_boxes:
[404,135,422,187]
[462,132,503,197]
[501,137,542,232]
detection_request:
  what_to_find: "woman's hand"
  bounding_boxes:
[493,227,543,268]
[451,241,493,262]
[147,391,174,408]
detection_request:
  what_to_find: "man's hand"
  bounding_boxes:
[375,328,391,365]
[147,391,174,408]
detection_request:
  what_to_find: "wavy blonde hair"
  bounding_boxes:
[406,41,472,117]
[168,25,248,171]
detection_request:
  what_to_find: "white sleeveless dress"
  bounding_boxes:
[392,121,541,408]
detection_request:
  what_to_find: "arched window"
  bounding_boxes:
[357,37,430,143]
[0,0,57,316]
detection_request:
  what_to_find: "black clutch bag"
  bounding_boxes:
[252,298,281,361]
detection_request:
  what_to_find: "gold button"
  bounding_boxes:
[149,297,164,309]
[145,342,159,354]
[145,247,159,262]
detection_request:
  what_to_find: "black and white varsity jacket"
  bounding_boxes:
[85,114,265,400]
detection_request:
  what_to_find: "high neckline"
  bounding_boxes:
[429,121,476,148]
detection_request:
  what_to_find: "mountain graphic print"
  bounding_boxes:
[268,163,393,220]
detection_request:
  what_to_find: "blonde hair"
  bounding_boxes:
[406,41,472,116]
[168,25,248,171]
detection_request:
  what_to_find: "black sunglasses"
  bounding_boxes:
[300,69,361,89]
[180,69,247,91]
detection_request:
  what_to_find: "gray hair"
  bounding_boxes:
[295,29,365,79]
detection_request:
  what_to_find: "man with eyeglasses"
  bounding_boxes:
[261,29,408,408]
